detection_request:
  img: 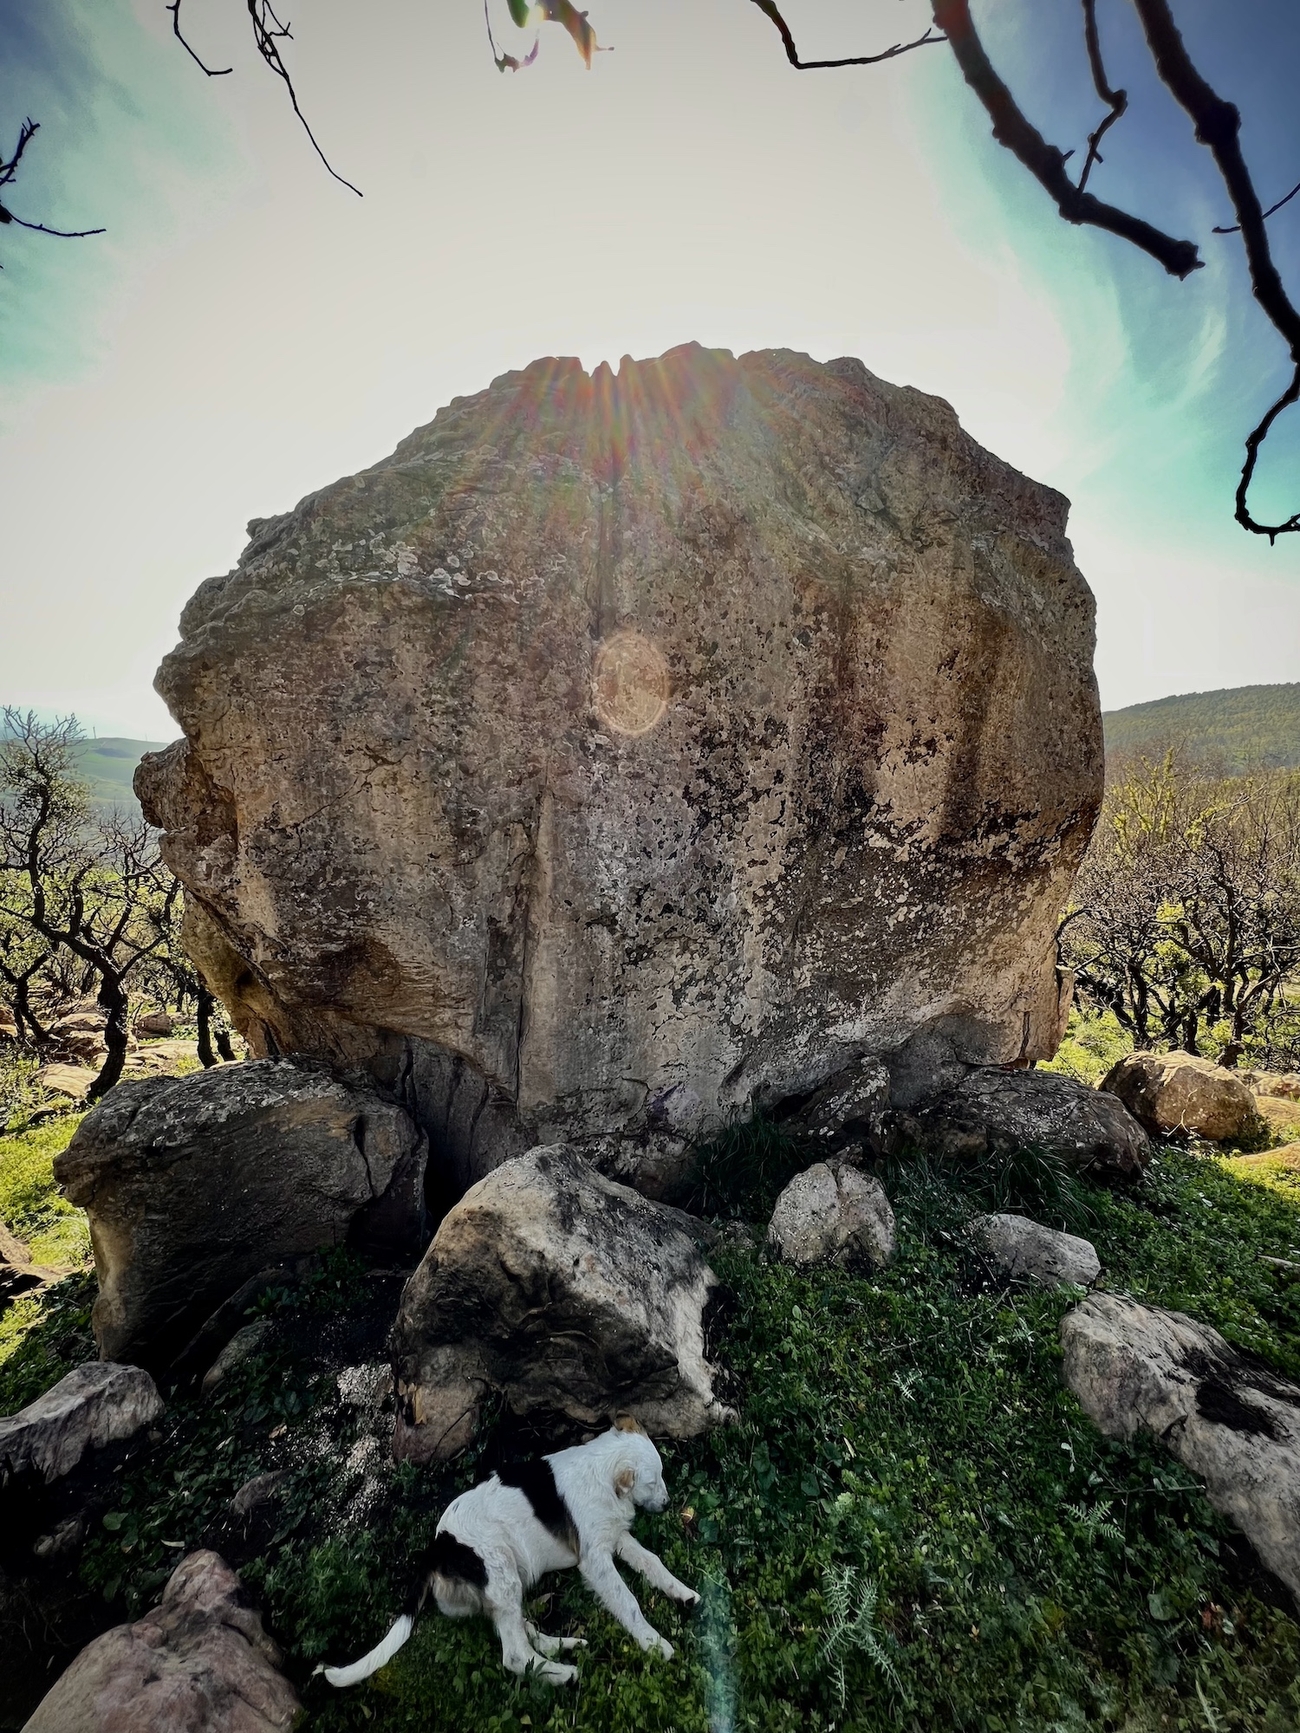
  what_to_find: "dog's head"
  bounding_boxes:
[610,1417,670,1513]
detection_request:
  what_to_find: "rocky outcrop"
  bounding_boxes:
[1062,1293,1300,1605]
[55,1061,426,1368]
[391,1145,730,1462]
[767,1161,895,1268]
[22,1550,300,1733]
[776,1055,891,1157]
[139,344,1102,1197]
[906,1067,1149,1177]
[1102,1052,1261,1143]
[0,1363,163,1483]
[970,1212,1099,1287]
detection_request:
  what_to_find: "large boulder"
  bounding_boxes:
[1062,1293,1300,1605]
[22,1550,299,1733]
[906,1066,1149,1177]
[55,1060,426,1369]
[391,1145,730,1462]
[138,344,1102,1197]
[0,1362,162,1483]
[1101,1051,1260,1143]
[767,1160,895,1268]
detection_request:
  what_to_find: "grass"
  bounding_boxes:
[0,1114,89,1268]
[3,1128,1290,1733]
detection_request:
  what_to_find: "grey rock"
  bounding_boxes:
[767,1161,895,1269]
[778,1055,891,1153]
[229,1471,289,1519]
[970,1212,1100,1287]
[22,1549,299,1732]
[1102,1051,1261,1143]
[139,346,1102,1195]
[337,1362,392,1410]
[201,1320,274,1395]
[54,1060,426,1369]
[31,1515,86,1560]
[0,1362,163,1483]
[910,1066,1150,1177]
[1062,1293,1300,1606]
[392,1144,731,1463]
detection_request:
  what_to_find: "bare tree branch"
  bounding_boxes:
[1220,172,1300,235]
[167,0,233,76]
[1130,0,1300,539]
[0,120,104,264]
[929,0,1201,279]
[747,1,946,71]
[1077,0,1127,194]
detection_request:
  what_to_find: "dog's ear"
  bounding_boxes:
[613,1413,645,1435]
[614,1466,636,1496]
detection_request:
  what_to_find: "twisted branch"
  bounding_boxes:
[747,1,946,71]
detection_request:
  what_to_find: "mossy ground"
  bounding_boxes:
[5,1123,1299,1732]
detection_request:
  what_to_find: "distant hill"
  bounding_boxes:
[1102,683,1300,773]
[73,738,169,816]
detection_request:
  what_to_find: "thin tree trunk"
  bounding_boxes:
[195,982,218,1068]
[215,1028,236,1063]
[88,972,129,1102]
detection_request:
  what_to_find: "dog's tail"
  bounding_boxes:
[320,1612,415,1687]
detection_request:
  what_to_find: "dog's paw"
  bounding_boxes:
[534,1660,579,1686]
[642,1634,674,1661]
[674,1585,701,1606]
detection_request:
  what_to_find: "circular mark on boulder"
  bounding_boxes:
[593,631,670,736]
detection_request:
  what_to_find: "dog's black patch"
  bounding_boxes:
[497,1458,580,1556]
[413,1531,489,1613]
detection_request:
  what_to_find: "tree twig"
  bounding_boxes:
[167,0,233,76]
[1213,173,1300,234]
[0,119,105,262]
[748,0,946,71]
[1077,0,1127,193]
[1129,0,1300,538]
[929,0,1200,279]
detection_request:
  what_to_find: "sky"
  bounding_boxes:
[1,0,1298,738]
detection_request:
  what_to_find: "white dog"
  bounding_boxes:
[323,1417,699,1687]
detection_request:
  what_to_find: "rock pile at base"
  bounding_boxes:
[55,1060,426,1368]
[22,1550,299,1733]
[767,1161,895,1269]
[1101,1051,1260,1143]
[1062,1292,1300,1605]
[391,1145,730,1462]
[138,343,1102,1195]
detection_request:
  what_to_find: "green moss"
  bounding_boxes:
[0,1115,89,1268]
[0,1269,96,1415]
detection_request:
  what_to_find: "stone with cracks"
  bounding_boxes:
[0,1362,163,1483]
[970,1212,1100,1287]
[907,1067,1150,1177]
[22,1549,300,1733]
[1062,1292,1300,1606]
[1101,1051,1261,1143]
[138,344,1102,1198]
[767,1160,895,1269]
[391,1145,730,1463]
[54,1060,426,1369]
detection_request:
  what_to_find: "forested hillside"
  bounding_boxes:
[1103,683,1300,770]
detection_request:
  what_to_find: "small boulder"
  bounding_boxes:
[135,1010,175,1037]
[392,1145,730,1464]
[767,1162,895,1269]
[36,1062,97,1102]
[0,1362,163,1483]
[1062,1292,1300,1606]
[201,1320,274,1395]
[1102,1051,1260,1143]
[777,1055,891,1154]
[55,1060,427,1369]
[970,1212,1100,1288]
[911,1067,1149,1177]
[22,1549,300,1733]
